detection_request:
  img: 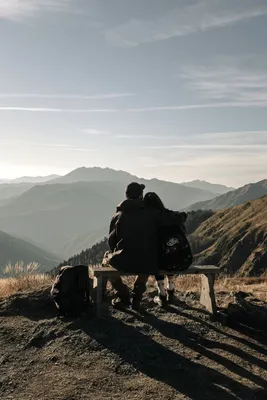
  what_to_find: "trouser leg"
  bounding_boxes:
[133,274,149,299]
[155,274,167,296]
[109,275,130,301]
[167,275,175,291]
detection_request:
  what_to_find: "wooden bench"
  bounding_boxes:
[89,265,221,317]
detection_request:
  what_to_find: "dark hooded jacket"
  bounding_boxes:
[108,199,187,274]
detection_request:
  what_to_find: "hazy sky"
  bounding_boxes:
[0,0,267,186]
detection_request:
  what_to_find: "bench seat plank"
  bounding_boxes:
[90,265,220,278]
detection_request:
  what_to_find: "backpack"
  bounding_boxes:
[51,265,92,317]
[160,227,193,272]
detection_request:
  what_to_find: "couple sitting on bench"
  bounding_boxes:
[106,182,193,309]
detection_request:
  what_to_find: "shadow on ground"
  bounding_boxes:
[69,302,267,400]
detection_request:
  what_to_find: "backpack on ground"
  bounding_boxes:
[51,264,92,317]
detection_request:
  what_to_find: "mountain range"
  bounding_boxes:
[186,180,267,211]
[0,231,61,276]
[0,167,219,206]
[181,180,234,194]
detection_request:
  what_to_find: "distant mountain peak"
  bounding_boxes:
[181,180,235,195]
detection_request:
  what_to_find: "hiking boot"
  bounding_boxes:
[154,294,168,307]
[167,289,175,303]
[111,297,131,310]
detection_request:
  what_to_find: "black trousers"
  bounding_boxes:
[104,274,149,300]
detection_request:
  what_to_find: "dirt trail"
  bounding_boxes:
[0,289,267,400]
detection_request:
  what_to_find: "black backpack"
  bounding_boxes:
[51,265,92,317]
[160,227,193,272]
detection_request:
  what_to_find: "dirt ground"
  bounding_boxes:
[0,288,267,400]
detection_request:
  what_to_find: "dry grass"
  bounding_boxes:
[1,263,267,304]
[0,262,53,298]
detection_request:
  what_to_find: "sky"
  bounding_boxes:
[0,0,267,187]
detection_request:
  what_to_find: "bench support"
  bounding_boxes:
[200,274,217,315]
[93,276,103,317]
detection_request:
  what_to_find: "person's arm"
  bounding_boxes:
[159,209,187,228]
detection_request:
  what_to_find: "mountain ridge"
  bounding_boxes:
[185,179,267,211]
[181,179,234,194]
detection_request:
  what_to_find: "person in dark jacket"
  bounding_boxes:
[143,192,192,307]
[108,182,187,309]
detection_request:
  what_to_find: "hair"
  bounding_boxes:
[143,192,166,211]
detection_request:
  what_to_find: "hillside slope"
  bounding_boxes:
[186,179,267,211]
[181,180,234,194]
[0,231,61,275]
[191,196,267,276]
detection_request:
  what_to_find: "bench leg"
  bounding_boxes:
[200,274,217,315]
[93,276,103,317]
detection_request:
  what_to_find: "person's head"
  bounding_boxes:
[143,192,165,210]
[125,182,145,200]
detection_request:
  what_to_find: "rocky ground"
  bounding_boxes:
[0,288,267,400]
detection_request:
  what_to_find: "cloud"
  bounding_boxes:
[0,107,117,113]
[1,101,267,114]
[145,144,267,150]
[84,129,110,135]
[105,0,267,47]
[115,134,175,139]
[0,0,72,21]
[65,148,99,152]
[142,130,267,149]
[0,93,135,100]
[124,102,267,112]
[180,61,267,103]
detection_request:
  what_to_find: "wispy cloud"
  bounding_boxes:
[1,101,267,114]
[0,107,117,113]
[0,0,72,21]
[84,129,110,135]
[142,130,267,150]
[105,0,267,47]
[124,102,267,112]
[65,148,99,152]
[115,134,175,139]
[180,61,267,103]
[145,144,267,150]
[0,93,135,100]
